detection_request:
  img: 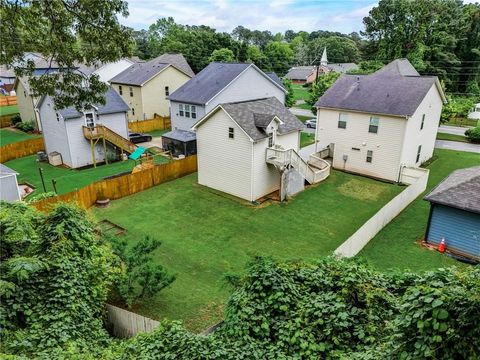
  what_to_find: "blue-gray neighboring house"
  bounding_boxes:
[424,166,480,262]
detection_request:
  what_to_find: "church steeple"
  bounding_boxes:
[320,47,328,66]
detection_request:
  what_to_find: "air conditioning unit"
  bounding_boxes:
[36,151,48,162]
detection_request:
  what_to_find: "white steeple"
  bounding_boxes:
[320,47,328,66]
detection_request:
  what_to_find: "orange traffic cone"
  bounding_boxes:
[438,238,445,253]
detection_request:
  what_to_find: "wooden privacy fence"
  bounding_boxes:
[33,155,197,211]
[0,137,45,163]
[0,114,16,128]
[106,304,160,338]
[0,96,17,106]
[128,115,171,133]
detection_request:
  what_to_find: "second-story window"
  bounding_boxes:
[338,113,347,129]
[421,114,425,130]
[179,104,184,116]
[132,108,135,116]
[165,86,169,96]
[118,85,123,95]
[416,145,422,163]
[366,150,373,163]
[85,112,95,129]
[129,86,133,97]
[228,127,234,139]
[268,133,274,147]
[191,105,196,119]
[185,104,191,118]
[369,117,379,133]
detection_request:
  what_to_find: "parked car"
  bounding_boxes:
[305,119,317,129]
[129,132,152,144]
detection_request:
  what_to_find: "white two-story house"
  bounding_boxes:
[168,62,287,132]
[315,59,447,183]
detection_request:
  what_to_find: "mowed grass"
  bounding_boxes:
[296,115,314,123]
[6,155,137,195]
[147,128,170,138]
[0,128,40,145]
[93,170,402,331]
[0,104,19,116]
[359,149,480,272]
[300,132,315,148]
[294,102,313,111]
[291,84,311,102]
[436,132,468,143]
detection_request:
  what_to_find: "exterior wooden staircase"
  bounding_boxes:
[266,147,330,184]
[83,124,137,154]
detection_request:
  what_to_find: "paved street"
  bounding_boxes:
[438,125,471,136]
[435,140,480,153]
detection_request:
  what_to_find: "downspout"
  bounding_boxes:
[397,164,405,184]
[251,140,255,203]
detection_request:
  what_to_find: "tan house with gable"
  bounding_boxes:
[315,59,447,183]
[110,54,194,121]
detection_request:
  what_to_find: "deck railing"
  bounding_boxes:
[83,124,137,154]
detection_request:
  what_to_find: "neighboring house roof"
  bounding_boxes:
[0,65,16,79]
[325,63,358,73]
[193,97,303,141]
[162,129,197,142]
[110,53,194,86]
[265,72,284,89]
[168,62,286,106]
[424,166,480,214]
[38,87,130,120]
[315,59,446,117]
[285,66,315,81]
[0,163,18,176]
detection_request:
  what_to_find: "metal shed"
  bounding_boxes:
[162,129,197,157]
[424,166,480,262]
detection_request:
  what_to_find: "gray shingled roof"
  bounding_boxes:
[162,129,197,142]
[285,66,315,80]
[167,62,251,105]
[110,54,193,86]
[326,63,358,73]
[0,163,18,176]
[219,97,304,141]
[315,59,440,117]
[266,72,284,89]
[56,87,130,119]
[424,166,480,214]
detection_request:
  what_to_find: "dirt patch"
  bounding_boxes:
[337,178,389,202]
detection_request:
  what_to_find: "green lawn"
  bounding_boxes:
[6,155,141,195]
[0,128,41,146]
[147,129,170,137]
[436,132,468,143]
[93,171,402,331]
[444,118,478,127]
[296,115,314,123]
[291,84,310,102]
[359,149,480,272]
[293,102,313,111]
[0,104,19,116]
[300,132,315,148]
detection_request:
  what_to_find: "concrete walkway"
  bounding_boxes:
[435,140,480,153]
[438,125,471,136]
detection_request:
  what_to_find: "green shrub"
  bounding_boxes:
[465,126,480,143]
[15,120,36,133]
[11,114,22,125]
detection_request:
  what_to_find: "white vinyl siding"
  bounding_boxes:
[196,110,253,201]
[170,101,206,131]
[0,174,21,201]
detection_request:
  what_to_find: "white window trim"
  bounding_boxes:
[84,112,95,128]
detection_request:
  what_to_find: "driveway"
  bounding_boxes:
[138,136,163,149]
[438,125,471,136]
[290,107,315,118]
[435,140,480,153]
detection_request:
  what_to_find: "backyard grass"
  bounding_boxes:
[0,128,41,145]
[436,132,468,143]
[359,149,480,272]
[6,155,167,196]
[293,102,313,111]
[291,84,310,102]
[147,128,170,137]
[0,104,19,116]
[296,115,314,123]
[93,170,402,331]
[300,132,315,148]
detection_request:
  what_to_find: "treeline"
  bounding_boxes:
[132,0,480,97]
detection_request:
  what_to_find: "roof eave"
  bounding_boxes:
[424,199,480,215]
[315,105,410,119]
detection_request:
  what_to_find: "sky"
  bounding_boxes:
[121,0,380,34]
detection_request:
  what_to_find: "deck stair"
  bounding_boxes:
[83,124,137,155]
[266,147,330,184]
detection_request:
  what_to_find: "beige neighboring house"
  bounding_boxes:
[315,59,447,183]
[110,53,194,121]
[14,77,41,129]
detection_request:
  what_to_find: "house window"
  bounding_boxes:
[191,105,196,119]
[416,145,422,163]
[338,113,347,129]
[185,104,190,118]
[119,85,123,95]
[421,114,425,130]
[179,104,184,116]
[132,108,135,115]
[228,127,234,139]
[129,86,133,97]
[369,117,379,133]
[85,112,95,129]
[366,150,373,163]
[56,112,60,122]
[268,133,274,147]
[165,86,169,96]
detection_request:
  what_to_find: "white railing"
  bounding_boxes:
[266,147,330,184]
